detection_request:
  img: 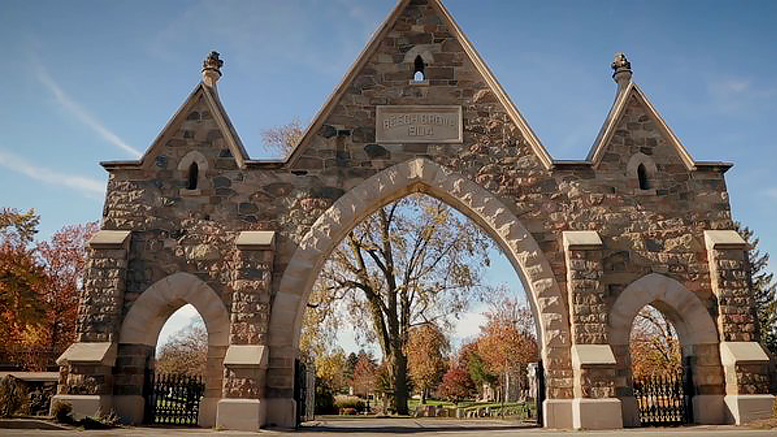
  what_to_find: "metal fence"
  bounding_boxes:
[143,373,205,426]
[633,371,693,426]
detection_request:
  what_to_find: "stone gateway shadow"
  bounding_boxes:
[51,0,773,432]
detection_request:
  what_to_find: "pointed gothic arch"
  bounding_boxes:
[116,272,230,427]
[609,273,724,426]
[266,157,573,425]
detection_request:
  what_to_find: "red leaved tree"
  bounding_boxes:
[36,222,99,354]
[437,365,476,403]
[0,209,47,356]
[351,352,377,397]
[0,209,98,369]
[629,305,682,380]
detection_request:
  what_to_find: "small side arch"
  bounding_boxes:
[120,272,229,347]
[609,273,717,347]
[609,273,724,426]
[118,272,229,427]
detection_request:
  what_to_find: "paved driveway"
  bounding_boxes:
[1,417,775,436]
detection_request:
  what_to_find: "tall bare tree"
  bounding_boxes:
[310,194,493,414]
[261,118,305,157]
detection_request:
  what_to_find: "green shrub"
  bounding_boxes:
[315,385,337,415]
[334,395,365,412]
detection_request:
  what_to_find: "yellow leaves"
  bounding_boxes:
[406,324,449,392]
[315,348,349,392]
[629,305,682,379]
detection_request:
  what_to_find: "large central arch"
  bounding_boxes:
[266,158,573,425]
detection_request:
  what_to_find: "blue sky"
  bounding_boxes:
[2,0,775,350]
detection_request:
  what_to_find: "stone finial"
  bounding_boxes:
[611,52,632,87]
[202,51,224,87]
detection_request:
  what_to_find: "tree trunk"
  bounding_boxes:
[393,351,409,415]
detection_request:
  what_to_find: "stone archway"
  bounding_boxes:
[114,272,230,427]
[266,157,573,427]
[609,273,724,426]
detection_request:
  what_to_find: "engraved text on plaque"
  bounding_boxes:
[376,105,463,143]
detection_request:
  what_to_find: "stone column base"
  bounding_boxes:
[112,395,144,424]
[199,396,219,428]
[724,394,775,425]
[265,398,296,429]
[572,398,623,429]
[543,399,573,428]
[693,394,725,424]
[50,394,112,420]
[216,399,266,431]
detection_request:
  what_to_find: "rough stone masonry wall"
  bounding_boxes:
[707,245,770,395]
[222,247,273,399]
[62,243,128,396]
[97,0,738,405]
[113,344,154,398]
[565,247,607,345]
[708,246,755,342]
[77,246,128,343]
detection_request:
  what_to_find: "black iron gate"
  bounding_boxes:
[535,360,545,426]
[633,366,693,427]
[144,373,205,426]
[294,358,315,426]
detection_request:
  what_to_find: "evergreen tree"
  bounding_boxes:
[737,224,777,356]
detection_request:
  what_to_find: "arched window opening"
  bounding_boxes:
[637,163,650,190]
[302,193,540,416]
[413,55,425,82]
[187,162,199,190]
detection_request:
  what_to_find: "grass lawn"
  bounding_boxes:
[407,399,457,411]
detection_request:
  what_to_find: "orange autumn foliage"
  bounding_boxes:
[0,209,97,369]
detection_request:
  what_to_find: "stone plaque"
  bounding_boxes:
[376,105,462,143]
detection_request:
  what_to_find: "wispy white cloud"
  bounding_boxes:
[707,77,777,115]
[33,63,141,158]
[147,0,382,77]
[766,187,777,200]
[0,149,104,199]
[718,79,750,94]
